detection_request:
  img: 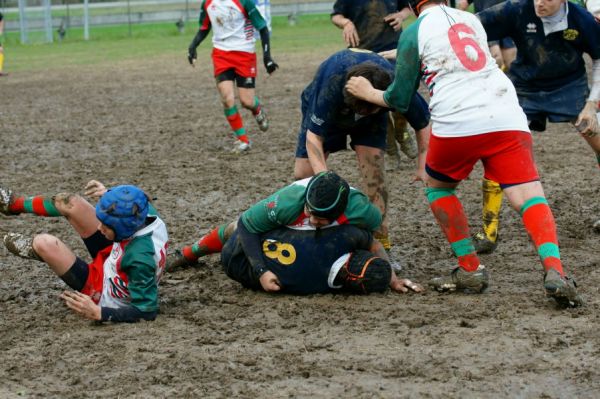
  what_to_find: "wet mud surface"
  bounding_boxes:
[1,52,600,398]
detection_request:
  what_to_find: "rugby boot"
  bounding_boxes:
[593,218,600,233]
[398,129,418,159]
[232,140,251,154]
[255,109,269,132]
[165,249,197,272]
[0,185,14,215]
[472,231,498,254]
[429,265,489,293]
[3,233,42,261]
[543,269,583,308]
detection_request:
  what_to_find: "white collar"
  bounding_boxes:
[540,2,569,36]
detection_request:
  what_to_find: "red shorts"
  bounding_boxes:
[80,245,112,303]
[426,130,539,185]
[212,48,257,78]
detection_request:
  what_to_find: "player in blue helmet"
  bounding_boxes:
[1,180,168,323]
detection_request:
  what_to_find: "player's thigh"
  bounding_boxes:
[53,193,99,238]
[354,145,385,176]
[32,233,78,276]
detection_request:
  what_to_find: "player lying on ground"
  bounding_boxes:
[346,0,582,307]
[1,181,169,322]
[293,49,431,251]
[471,0,600,251]
[167,171,422,294]
[187,0,278,154]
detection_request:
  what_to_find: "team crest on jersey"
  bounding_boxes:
[526,23,537,33]
[563,29,579,40]
[111,244,122,259]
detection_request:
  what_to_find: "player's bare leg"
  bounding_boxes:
[216,80,250,152]
[503,181,582,307]
[239,87,268,132]
[354,145,390,249]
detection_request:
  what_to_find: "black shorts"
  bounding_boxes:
[215,70,256,88]
[220,230,262,290]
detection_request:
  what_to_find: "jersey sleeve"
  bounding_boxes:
[331,0,349,16]
[304,66,346,136]
[198,0,211,30]
[242,0,267,30]
[476,0,515,41]
[343,189,382,232]
[383,21,422,113]
[241,184,306,233]
[344,225,374,250]
[119,235,160,313]
[581,13,600,60]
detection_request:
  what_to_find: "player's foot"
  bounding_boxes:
[543,269,582,308]
[0,185,14,215]
[593,218,600,233]
[232,140,251,154]
[165,249,197,272]
[3,233,42,261]
[429,265,489,293]
[472,231,498,254]
[398,129,418,159]
[255,109,269,132]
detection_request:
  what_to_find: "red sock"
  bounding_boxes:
[427,188,480,272]
[520,197,563,275]
[181,226,225,261]
[224,106,249,144]
[8,195,60,216]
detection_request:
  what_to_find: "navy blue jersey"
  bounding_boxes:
[332,0,408,52]
[478,0,600,91]
[260,225,372,294]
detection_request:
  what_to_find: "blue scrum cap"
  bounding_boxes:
[96,185,149,242]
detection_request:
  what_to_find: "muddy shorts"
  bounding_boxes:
[425,130,539,187]
[212,48,257,88]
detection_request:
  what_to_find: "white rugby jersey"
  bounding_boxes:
[384,5,529,137]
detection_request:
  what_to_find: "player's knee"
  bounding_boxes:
[32,233,57,257]
[240,98,254,110]
[53,192,86,215]
[220,95,236,108]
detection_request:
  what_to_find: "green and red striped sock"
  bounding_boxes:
[426,187,480,272]
[224,105,249,144]
[520,197,564,276]
[251,96,262,116]
[9,195,61,216]
[181,224,228,262]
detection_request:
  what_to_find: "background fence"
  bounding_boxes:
[0,0,334,43]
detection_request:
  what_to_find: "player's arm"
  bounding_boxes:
[306,130,328,174]
[237,217,281,292]
[368,239,423,293]
[188,1,211,66]
[331,13,359,48]
[476,1,514,42]
[245,0,278,74]
[383,4,413,32]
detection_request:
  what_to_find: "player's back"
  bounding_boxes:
[414,5,528,136]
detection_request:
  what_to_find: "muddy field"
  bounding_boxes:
[1,50,600,398]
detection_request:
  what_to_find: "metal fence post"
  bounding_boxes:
[43,0,53,43]
[17,0,28,44]
[84,0,89,40]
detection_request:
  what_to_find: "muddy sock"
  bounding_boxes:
[481,178,503,242]
[520,197,563,276]
[0,52,4,74]
[224,105,249,144]
[9,195,61,216]
[251,96,262,116]
[181,224,228,262]
[426,187,480,272]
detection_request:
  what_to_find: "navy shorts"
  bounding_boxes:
[516,74,589,126]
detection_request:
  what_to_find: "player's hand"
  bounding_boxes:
[187,47,197,66]
[413,150,428,184]
[342,20,360,47]
[84,180,107,200]
[378,49,397,60]
[259,271,281,292]
[390,275,424,294]
[345,76,374,101]
[575,101,599,137]
[60,290,102,320]
[384,12,404,32]
[263,56,279,74]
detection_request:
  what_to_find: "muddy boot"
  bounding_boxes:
[0,185,14,215]
[232,140,251,154]
[593,218,600,233]
[398,129,418,160]
[429,265,489,293]
[3,233,43,261]
[165,249,197,272]
[472,231,498,254]
[255,109,269,132]
[543,269,583,308]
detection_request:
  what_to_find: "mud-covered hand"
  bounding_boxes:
[259,270,281,292]
[390,274,424,294]
[60,290,102,320]
[575,101,599,137]
[342,20,359,47]
[345,76,374,101]
[84,180,107,200]
[264,55,279,74]
[383,12,404,32]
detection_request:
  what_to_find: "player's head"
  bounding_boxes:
[331,250,392,294]
[96,185,149,242]
[533,0,566,17]
[304,171,350,226]
[587,0,600,20]
[343,62,392,115]
[407,0,445,16]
